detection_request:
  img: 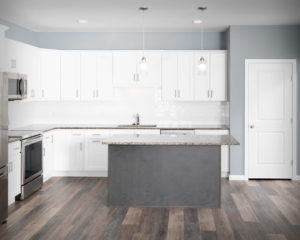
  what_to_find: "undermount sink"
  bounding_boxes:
[117,124,157,128]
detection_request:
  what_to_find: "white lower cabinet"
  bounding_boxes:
[43,132,55,182]
[84,130,112,173]
[195,130,229,177]
[54,130,85,172]
[8,141,21,205]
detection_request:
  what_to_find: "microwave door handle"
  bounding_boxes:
[19,78,23,96]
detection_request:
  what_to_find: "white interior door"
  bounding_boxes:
[248,62,293,179]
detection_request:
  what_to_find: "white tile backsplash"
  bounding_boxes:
[8,89,229,129]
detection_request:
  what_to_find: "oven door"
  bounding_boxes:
[21,135,43,185]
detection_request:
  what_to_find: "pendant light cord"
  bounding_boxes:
[142,10,145,56]
[201,11,204,50]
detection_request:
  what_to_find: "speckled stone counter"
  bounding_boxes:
[106,134,239,208]
[102,134,239,146]
[11,123,229,132]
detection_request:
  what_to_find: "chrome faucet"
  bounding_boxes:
[133,113,140,125]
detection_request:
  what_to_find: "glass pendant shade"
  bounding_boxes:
[198,57,207,72]
[139,56,148,72]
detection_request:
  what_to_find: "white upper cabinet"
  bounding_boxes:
[194,52,210,101]
[162,51,194,101]
[177,52,194,101]
[210,52,227,101]
[113,51,162,88]
[162,52,178,101]
[113,51,137,87]
[40,49,61,101]
[81,52,98,100]
[81,52,114,100]
[61,51,81,100]
[0,25,8,72]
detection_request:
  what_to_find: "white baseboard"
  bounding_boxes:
[52,171,108,177]
[293,175,300,180]
[221,171,229,178]
[229,175,248,180]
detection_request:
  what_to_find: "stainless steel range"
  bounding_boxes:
[9,131,43,200]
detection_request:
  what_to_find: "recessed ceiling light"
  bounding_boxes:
[193,19,203,24]
[77,19,88,24]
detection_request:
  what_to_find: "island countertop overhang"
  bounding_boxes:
[102,134,240,146]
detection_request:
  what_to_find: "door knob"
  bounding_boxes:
[250,125,254,129]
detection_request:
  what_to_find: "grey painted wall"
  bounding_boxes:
[229,25,300,176]
[0,18,226,50]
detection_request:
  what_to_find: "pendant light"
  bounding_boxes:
[197,7,207,72]
[139,7,148,72]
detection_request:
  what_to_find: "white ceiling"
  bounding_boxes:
[0,0,299,32]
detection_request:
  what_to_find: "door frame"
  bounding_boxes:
[244,59,298,180]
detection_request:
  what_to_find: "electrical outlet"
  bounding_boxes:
[11,59,16,69]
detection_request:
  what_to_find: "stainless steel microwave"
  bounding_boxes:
[5,72,27,101]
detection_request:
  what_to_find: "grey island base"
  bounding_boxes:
[103,134,239,208]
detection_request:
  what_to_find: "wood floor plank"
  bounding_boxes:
[270,195,300,226]
[268,233,288,240]
[197,208,216,231]
[231,193,258,222]
[184,208,201,240]
[167,208,184,240]
[213,209,235,240]
[122,207,143,225]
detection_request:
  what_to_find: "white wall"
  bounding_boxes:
[9,88,229,129]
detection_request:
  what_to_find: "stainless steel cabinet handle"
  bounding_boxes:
[178,90,180,98]
[96,89,99,98]
[92,134,101,136]
[43,148,45,157]
[133,73,136,82]
[42,89,45,97]
[76,90,79,98]
[211,90,213,98]
[93,90,95,98]
[174,90,177,98]
[92,140,101,143]
[13,147,20,151]
[80,143,83,151]
[208,90,210,98]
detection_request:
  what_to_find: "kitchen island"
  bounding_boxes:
[103,134,239,208]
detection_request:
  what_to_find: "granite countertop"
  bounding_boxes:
[102,134,239,146]
[10,124,229,132]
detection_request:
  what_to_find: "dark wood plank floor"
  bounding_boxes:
[1,177,300,240]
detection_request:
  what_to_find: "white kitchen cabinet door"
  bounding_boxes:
[162,52,178,101]
[210,52,227,101]
[113,51,137,87]
[40,50,61,101]
[8,141,21,205]
[194,52,210,101]
[61,51,81,100]
[137,51,162,87]
[68,131,85,171]
[85,130,111,172]
[97,53,114,100]
[195,129,229,177]
[0,25,8,72]
[81,52,97,101]
[54,130,70,171]
[43,132,54,182]
[177,52,194,101]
